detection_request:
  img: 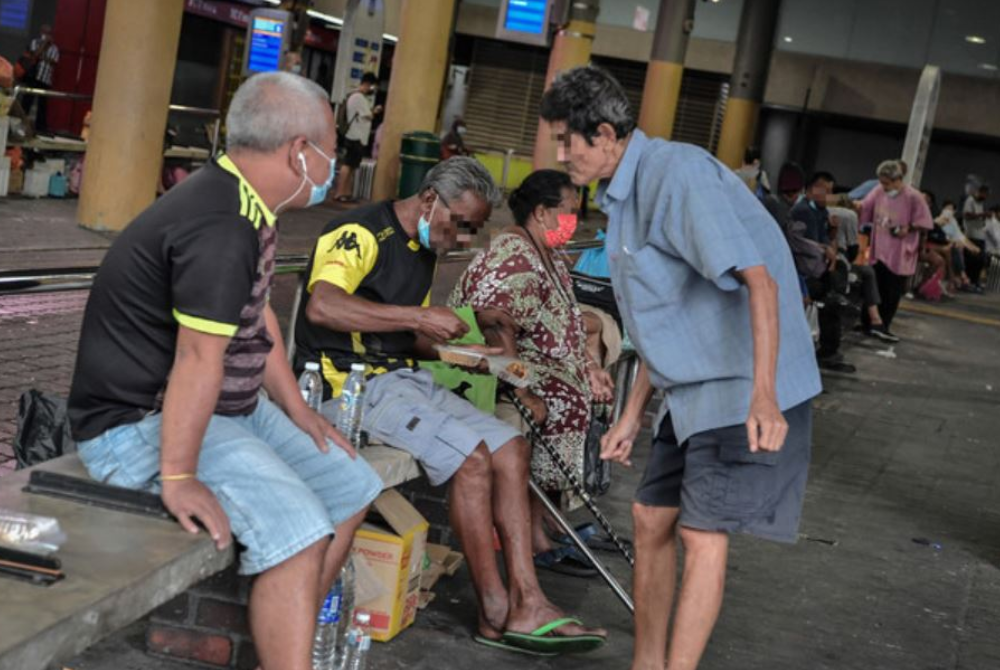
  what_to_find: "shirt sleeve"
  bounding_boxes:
[859,189,877,226]
[169,214,258,337]
[663,160,766,292]
[308,223,379,295]
[347,92,372,121]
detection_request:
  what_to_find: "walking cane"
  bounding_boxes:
[506,393,635,615]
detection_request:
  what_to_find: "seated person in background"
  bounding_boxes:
[293,157,606,655]
[984,205,1000,258]
[449,170,615,577]
[440,117,472,159]
[67,73,382,670]
[789,172,858,369]
[935,199,979,291]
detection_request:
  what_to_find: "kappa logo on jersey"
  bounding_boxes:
[332,230,363,260]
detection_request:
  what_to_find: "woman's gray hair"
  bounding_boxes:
[420,157,503,208]
[876,159,904,181]
[226,72,330,153]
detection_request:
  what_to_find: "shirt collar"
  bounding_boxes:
[597,129,649,209]
[216,154,277,229]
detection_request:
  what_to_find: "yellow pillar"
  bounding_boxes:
[371,0,456,202]
[715,0,781,168]
[638,0,695,140]
[532,2,599,170]
[78,0,184,231]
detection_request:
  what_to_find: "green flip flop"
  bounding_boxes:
[473,635,558,656]
[500,617,607,655]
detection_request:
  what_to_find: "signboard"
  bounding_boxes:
[901,65,941,189]
[495,0,552,46]
[331,0,384,104]
[185,0,250,28]
[243,8,291,76]
[0,0,31,31]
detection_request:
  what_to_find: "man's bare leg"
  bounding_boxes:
[631,503,680,670]
[335,165,355,200]
[447,443,509,638]
[664,528,729,670]
[489,436,606,638]
[249,538,329,670]
[317,508,369,605]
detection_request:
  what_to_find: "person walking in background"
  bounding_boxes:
[859,160,933,338]
[22,24,59,132]
[540,66,822,670]
[334,72,381,203]
[962,180,990,291]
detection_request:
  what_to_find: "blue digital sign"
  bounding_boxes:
[247,16,285,73]
[0,0,31,31]
[503,0,547,35]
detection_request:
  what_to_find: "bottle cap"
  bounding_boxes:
[351,363,366,372]
[305,362,320,371]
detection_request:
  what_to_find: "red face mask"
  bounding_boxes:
[544,213,578,248]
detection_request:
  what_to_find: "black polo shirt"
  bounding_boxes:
[68,155,278,441]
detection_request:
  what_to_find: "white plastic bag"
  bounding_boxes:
[0,509,67,555]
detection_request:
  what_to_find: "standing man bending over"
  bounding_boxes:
[293,157,606,656]
[68,72,383,670]
[539,66,822,670]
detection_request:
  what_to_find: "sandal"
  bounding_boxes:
[501,617,607,655]
[533,546,598,578]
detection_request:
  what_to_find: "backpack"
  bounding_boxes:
[336,92,360,140]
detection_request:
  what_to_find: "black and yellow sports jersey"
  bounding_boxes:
[68,155,278,441]
[294,200,435,398]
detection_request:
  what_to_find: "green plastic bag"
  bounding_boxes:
[419,305,497,414]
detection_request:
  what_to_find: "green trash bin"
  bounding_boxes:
[398,131,441,198]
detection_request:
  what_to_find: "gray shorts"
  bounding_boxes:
[635,402,812,543]
[321,368,521,486]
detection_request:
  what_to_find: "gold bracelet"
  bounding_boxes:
[160,473,196,482]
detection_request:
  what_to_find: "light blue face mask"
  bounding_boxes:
[303,142,337,207]
[417,197,439,249]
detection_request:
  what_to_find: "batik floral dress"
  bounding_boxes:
[450,232,591,491]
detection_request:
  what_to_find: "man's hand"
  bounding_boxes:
[289,403,357,459]
[746,391,788,453]
[415,307,469,343]
[587,365,615,404]
[825,245,837,270]
[516,390,548,425]
[162,479,232,551]
[600,414,641,466]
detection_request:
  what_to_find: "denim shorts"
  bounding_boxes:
[76,396,383,575]
[635,401,812,543]
[322,368,522,486]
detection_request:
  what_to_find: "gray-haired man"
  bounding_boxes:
[293,157,606,655]
[68,72,383,670]
[540,66,822,670]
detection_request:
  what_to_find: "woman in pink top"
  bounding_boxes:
[858,160,933,336]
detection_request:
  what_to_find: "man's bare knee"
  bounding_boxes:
[632,502,677,544]
[677,526,728,556]
[456,443,492,482]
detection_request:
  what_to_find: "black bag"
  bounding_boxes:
[583,404,611,497]
[13,390,76,469]
[571,272,622,328]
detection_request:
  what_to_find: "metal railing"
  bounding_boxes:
[6,87,222,155]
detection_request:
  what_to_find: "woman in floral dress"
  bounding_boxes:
[450,169,614,576]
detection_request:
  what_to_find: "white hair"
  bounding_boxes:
[876,160,904,181]
[226,72,330,153]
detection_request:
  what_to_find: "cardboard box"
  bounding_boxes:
[351,489,429,642]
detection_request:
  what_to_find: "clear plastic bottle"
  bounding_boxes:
[342,610,372,670]
[336,363,366,447]
[299,361,323,411]
[312,578,342,670]
[333,556,356,668]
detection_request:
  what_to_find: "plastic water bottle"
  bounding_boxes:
[336,363,366,447]
[342,611,372,670]
[312,579,342,670]
[333,557,356,667]
[299,362,323,411]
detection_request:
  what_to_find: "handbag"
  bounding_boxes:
[582,404,612,497]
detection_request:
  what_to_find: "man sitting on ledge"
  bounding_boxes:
[67,72,382,670]
[293,157,607,656]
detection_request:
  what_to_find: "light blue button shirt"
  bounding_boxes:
[597,130,822,443]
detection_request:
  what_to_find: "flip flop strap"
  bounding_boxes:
[531,617,584,638]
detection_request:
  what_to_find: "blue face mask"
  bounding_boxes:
[417,197,439,249]
[302,142,337,207]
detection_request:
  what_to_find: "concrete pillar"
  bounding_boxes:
[78,0,184,231]
[371,0,456,201]
[532,1,599,170]
[715,0,781,168]
[638,0,695,140]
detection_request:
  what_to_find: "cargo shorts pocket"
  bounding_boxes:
[708,431,781,520]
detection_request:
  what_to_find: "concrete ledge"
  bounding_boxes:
[0,446,421,670]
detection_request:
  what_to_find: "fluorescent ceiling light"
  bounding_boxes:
[307,9,343,26]
[783,36,793,43]
[979,62,998,71]
[382,33,398,43]
[966,35,987,45]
